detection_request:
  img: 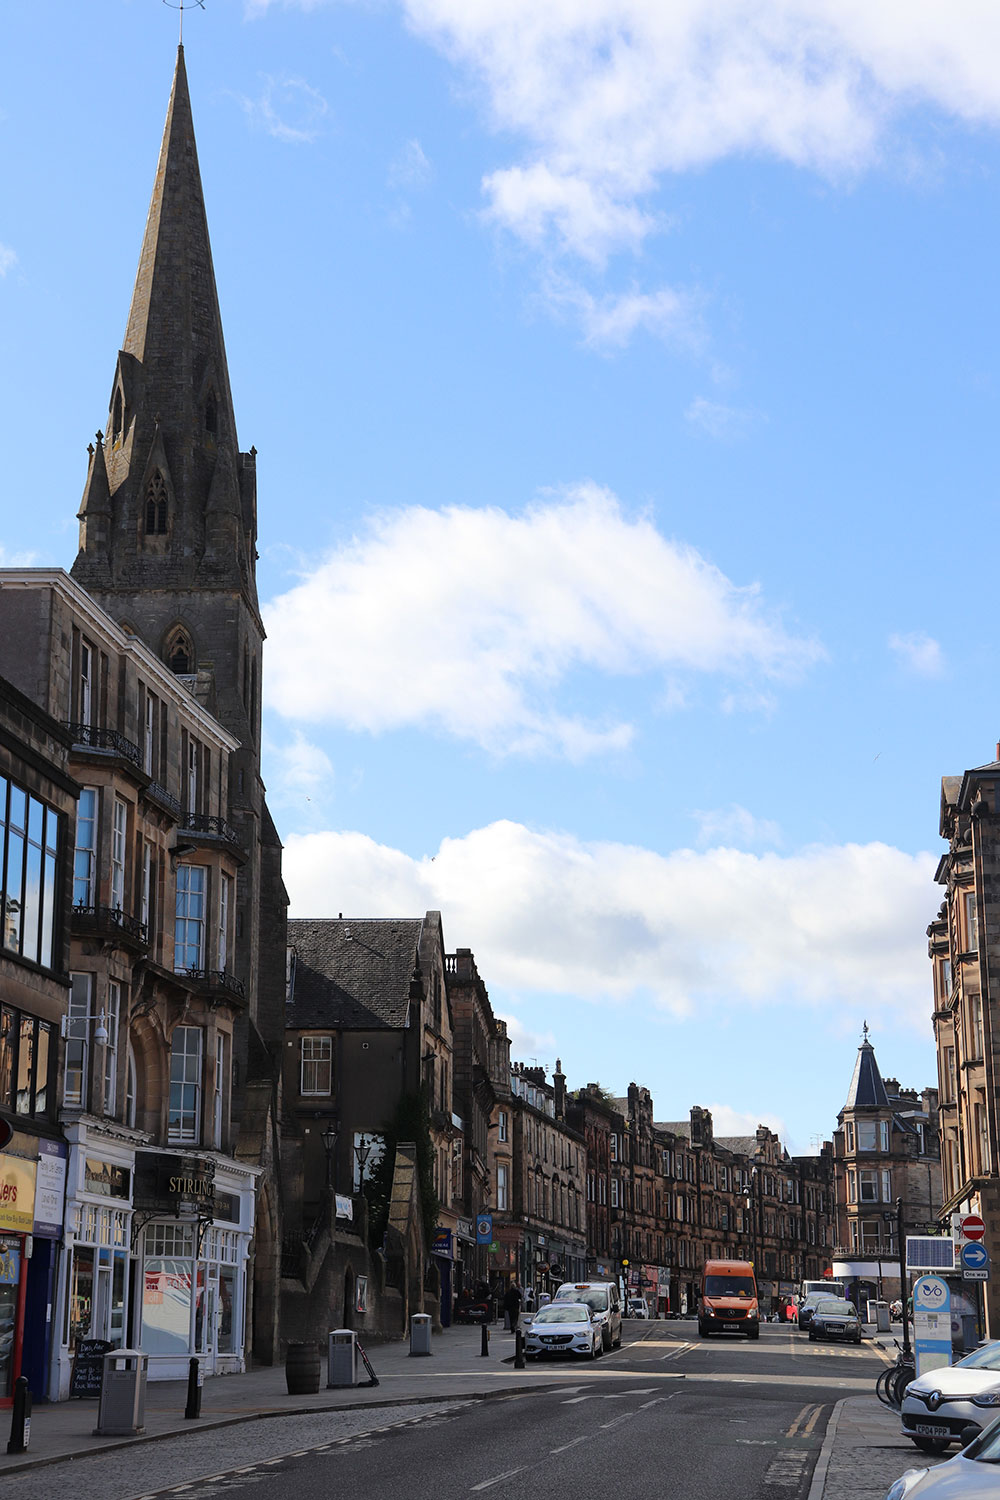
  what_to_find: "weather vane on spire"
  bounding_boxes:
[163,0,205,46]
[862,1019,870,1044]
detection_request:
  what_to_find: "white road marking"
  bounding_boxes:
[550,1436,590,1454]
[471,1468,526,1491]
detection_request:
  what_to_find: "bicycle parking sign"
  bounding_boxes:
[913,1275,952,1378]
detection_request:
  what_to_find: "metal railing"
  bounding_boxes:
[64,723,142,768]
[184,968,247,1001]
[181,812,244,851]
[145,780,181,818]
[72,903,149,946]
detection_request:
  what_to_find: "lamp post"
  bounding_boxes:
[354,1133,375,1193]
[322,1122,338,1192]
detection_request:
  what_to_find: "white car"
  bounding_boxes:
[524,1302,603,1361]
[887,1415,1000,1498]
[901,1343,1000,1452]
[628,1298,650,1319]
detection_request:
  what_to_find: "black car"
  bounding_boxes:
[808,1297,862,1344]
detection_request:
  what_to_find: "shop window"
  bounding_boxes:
[174,865,207,971]
[300,1035,332,1096]
[168,1026,203,1144]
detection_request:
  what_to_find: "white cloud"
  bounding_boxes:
[889,631,945,678]
[388,138,433,189]
[263,485,822,757]
[395,1,1000,258]
[497,1011,558,1066]
[685,398,761,443]
[266,731,336,814]
[235,75,329,143]
[692,804,782,849]
[544,276,704,351]
[0,244,16,277]
[283,820,938,1033]
[706,1103,790,1148]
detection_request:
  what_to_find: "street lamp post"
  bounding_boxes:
[322,1122,338,1192]
[354,1133,375,1193]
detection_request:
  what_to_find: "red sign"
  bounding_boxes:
[961,1214,986,1242]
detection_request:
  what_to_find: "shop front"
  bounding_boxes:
[0,1149,37,1406]
[431,1227,455,1326]
[133,1149,257,1382]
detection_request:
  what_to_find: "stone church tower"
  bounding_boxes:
[72,46,286,1359]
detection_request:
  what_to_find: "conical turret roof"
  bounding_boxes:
[844,1035,889,1110]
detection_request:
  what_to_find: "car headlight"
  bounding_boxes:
[886,1473,924,1500]
[747,1309,758,1319]
[972,1392,1000,1407]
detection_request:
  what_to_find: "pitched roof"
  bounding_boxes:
[286,916,423,1030]
[844,1041,890,1110]
[655,1121,691,1138]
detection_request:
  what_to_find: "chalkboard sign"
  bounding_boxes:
[70,1339,113,1398]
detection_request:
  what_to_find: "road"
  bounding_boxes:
[5,1322,887,1500]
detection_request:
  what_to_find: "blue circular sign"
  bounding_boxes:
[961,1241,989,1270]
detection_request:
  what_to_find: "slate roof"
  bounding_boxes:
[844,1041,890,1110]
[715,1135,758,1157]
[655,1121,691,1138]
[286,916,423,1030]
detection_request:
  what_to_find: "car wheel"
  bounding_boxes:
[808,1332,816,1341]
[747,1329,760,1341]
[912,1438,949,1454]
[601,1327,612,1352]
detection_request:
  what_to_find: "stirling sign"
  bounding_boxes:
[133,1151,216,1215]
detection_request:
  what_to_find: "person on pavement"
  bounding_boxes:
[503,1282,522,1332]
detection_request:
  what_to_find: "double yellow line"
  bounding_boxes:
[785,1404,824,1438]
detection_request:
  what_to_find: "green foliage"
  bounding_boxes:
[364,1089,439,1253]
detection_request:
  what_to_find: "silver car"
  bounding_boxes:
[524,1302,603,1361]
[901,1342,1000,1452]
[808,1297,863,1345]
[887,1413,1000,1498]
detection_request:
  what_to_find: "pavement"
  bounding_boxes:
[0,1318,944,1498]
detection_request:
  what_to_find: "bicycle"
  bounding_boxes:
[875,1338,915,1409]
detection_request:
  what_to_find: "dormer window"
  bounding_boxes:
[145,471,168,534]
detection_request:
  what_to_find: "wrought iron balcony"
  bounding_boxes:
[180,812,245,854]
[64,723,142,769]
[183,968,247,1004]
[144,780,181,818]
[72,903,149,949]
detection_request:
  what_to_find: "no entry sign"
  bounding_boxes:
[961,1214,986,1242]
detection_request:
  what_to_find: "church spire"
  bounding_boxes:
[73,45,258,614]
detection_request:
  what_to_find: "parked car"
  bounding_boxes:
[523,1302,603,1361]
[886,1412,1000,1497]
[798,1291,832,1335]
[901,1342,1000,1452]
[808,1297,862,1344]
[552,1282,622,1351]
[628,1298,650,1319]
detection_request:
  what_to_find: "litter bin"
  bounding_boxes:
[95,1350,148,1436]
[328,1329,358,1387]
[867,1300,890,1333]
[409,1313,432,1356]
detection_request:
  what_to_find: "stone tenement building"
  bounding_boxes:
[931,755,1000,1333]
[831,1032,941,1306]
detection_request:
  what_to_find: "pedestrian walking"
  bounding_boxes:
[503,1281,522,1332]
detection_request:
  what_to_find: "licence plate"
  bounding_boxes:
[723,1323,740,1330]
[915,1424,946,1437]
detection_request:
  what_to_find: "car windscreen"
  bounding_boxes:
[704,1277,754,1298]
[956,1343,1000,1372]
[555,1288,609,1312]
[533,1306,590,1324]
[814,1300,854,1316]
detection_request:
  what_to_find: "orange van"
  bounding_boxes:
[698,1258,759,1340]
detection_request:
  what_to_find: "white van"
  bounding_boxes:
[553,1281,622,1350]
[799,1279,845,1306]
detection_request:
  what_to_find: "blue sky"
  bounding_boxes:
[4,0,1000,1153]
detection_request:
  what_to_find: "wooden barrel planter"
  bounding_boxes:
[285,1341,321,1394]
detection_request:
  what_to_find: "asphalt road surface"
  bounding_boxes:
[6,1322,887,1500]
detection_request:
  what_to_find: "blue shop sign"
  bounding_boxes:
[432,1228,454,1259]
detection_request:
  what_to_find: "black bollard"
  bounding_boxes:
[7,1376,31,1454]
[184,1357,202,1420]
[481,1321,490,1357]
[514,1330,525,1370]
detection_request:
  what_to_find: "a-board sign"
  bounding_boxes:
[69,1339,113,1398]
